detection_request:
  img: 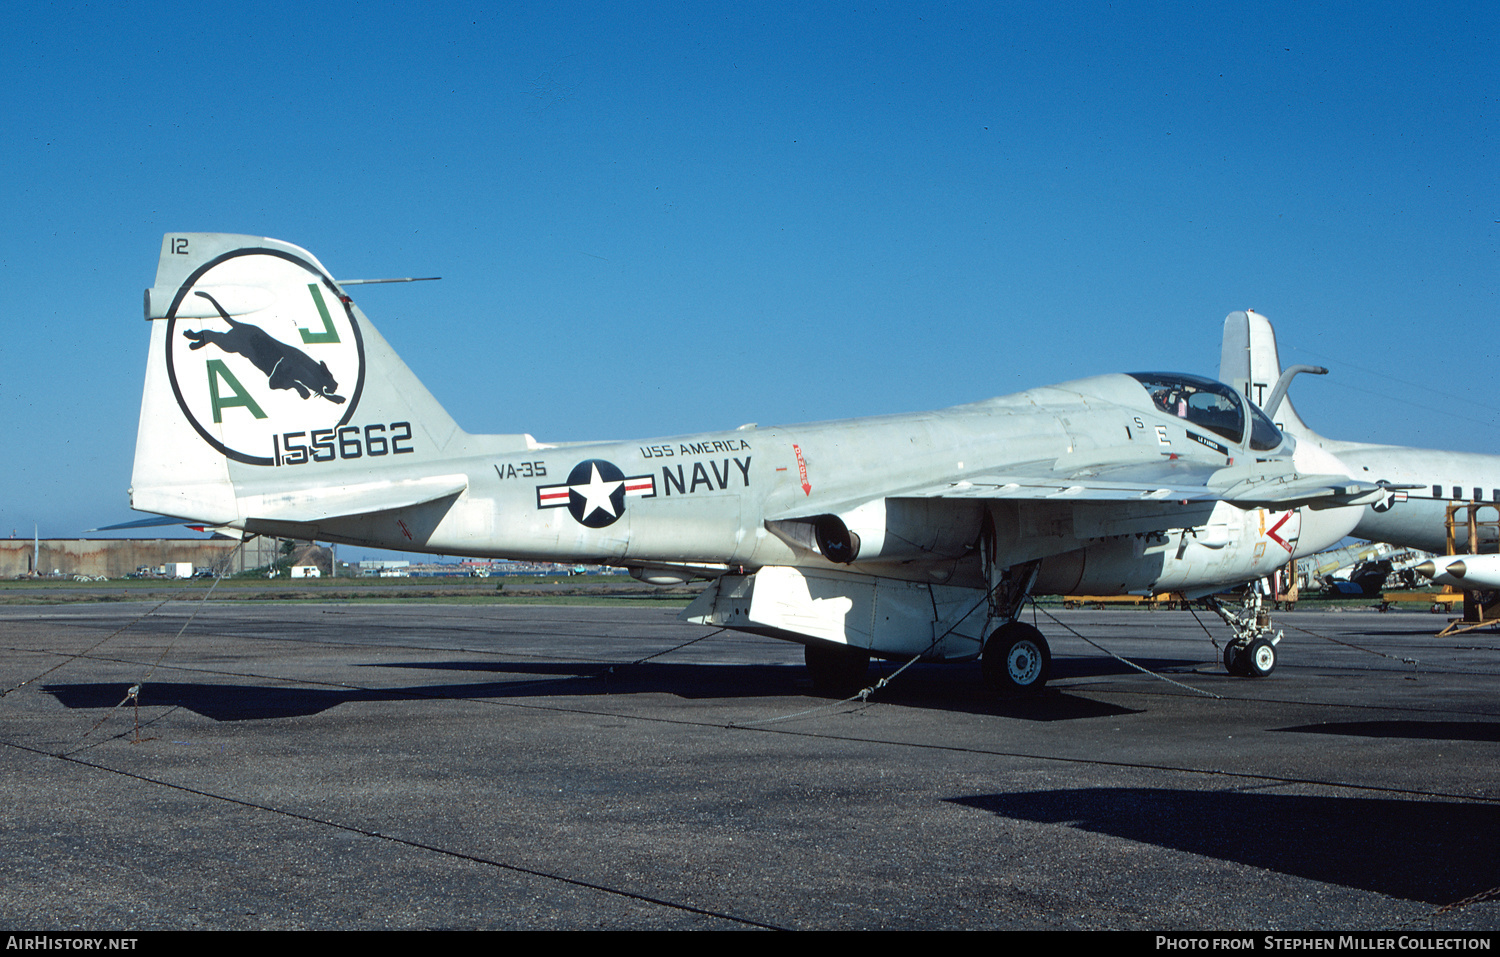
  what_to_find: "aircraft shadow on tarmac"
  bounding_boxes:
[378,652,1204,685]
[953,788,1500,905]
[1327,622,1500,639]
[37,652,1217,722]
[375,656,1169,720]
[1277,720,1500,743]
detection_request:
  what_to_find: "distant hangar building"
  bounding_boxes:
[1,537,285,579]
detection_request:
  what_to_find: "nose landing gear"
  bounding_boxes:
[1208,588,1281,678]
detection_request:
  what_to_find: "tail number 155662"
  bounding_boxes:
[273,422,414,466]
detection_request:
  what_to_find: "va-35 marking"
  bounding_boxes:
[130,234,1391,695]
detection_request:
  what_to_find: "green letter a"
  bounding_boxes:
[207,359,267,422]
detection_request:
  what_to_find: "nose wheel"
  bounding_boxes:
[1243,637,1276,677]
[1208,589,1281,678]
[1223,641,1246,676]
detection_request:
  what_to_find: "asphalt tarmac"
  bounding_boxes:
[1,600,1497,931]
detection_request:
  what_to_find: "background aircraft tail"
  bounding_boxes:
[1218,309,1322,443]
[132,233,532,529]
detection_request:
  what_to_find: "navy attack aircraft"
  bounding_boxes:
[131,234,1387,694]
[1220,310,1500,591]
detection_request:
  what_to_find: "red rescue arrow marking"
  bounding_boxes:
[1265,511,1293,553]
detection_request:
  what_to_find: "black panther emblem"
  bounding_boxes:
[183,291,345,404]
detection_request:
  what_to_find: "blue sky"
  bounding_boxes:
[2,2,1495,556]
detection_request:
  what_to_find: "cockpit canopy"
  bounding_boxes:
[1127,372,1283,451]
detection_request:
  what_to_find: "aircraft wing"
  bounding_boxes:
[897,458,1224,503]
[878,459,1383,508]
[764,456,1383,565]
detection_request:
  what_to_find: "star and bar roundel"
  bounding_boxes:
[535,459,657,528]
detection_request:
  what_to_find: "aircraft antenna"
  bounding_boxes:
[335,277,441,285]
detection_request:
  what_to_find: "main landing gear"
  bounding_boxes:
[982,620,1052,695]
[1207,588,1281,678]
[980,554,1050,696]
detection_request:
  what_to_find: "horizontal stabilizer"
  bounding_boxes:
[89,514,202,532]
[238,474,469,524]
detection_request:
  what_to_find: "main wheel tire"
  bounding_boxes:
[983,622,1051,696]
[1244,638,1276,677]
[804,642,870,696]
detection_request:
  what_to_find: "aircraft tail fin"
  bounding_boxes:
[132,233,529,530]
[1218,309,1321,443]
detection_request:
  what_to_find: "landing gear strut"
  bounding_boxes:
[1207,587,1281,678]
[979,544,1050,696]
